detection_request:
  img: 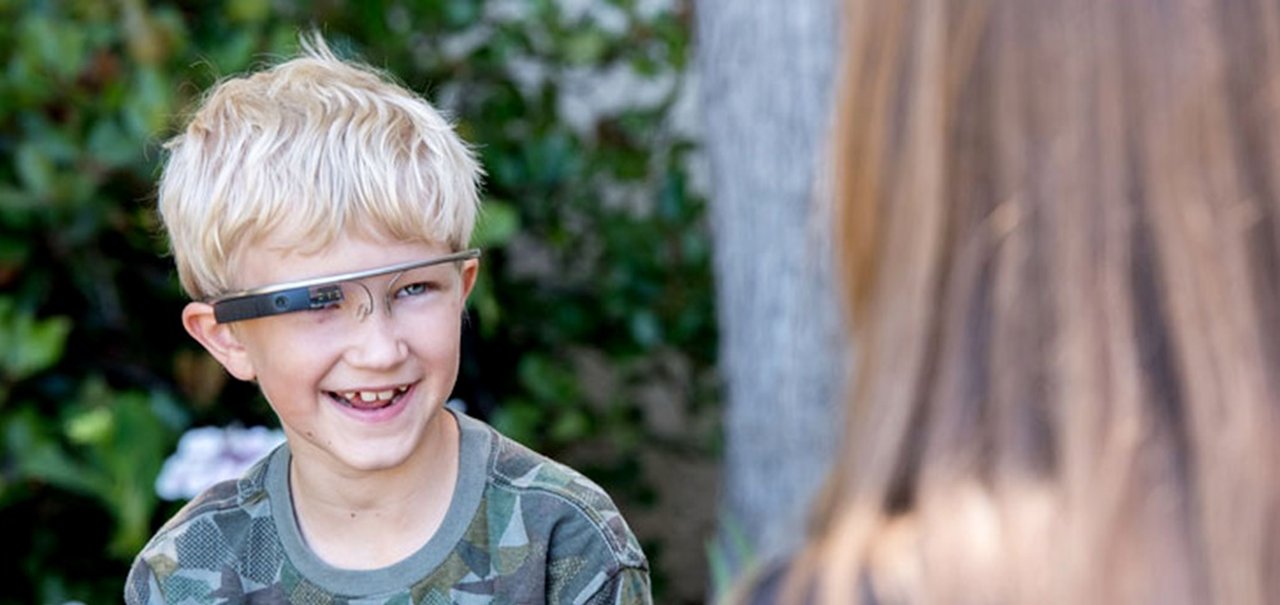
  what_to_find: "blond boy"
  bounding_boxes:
[125,37,651,604]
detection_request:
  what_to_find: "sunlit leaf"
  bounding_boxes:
[14,143,54,197]
[563,29,608,65]
[472,200,520,248]
[550,408,590,442]
[0,299,72,382]
[227,0,271,23]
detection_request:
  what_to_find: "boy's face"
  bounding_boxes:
[184,233,478,474]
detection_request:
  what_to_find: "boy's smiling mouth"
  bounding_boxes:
[326,384,412,410]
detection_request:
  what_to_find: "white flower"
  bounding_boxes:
[155,425,285,501]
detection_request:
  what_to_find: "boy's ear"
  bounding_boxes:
[182,302,257,381]
[459,258,480,300]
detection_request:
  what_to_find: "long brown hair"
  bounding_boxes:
[796,0,1280,602]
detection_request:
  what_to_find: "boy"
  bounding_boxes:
[125,36,651,604]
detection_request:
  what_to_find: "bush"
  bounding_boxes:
[0,1,716,602]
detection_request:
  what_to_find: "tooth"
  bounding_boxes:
[377,390,394,401]
[359,392,378,402]
[343,392,357,401]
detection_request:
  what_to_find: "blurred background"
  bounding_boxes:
[0,1,845,603]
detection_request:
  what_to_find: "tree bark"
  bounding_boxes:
[696,0,847,576]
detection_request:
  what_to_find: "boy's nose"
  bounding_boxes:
[341,307,409,369]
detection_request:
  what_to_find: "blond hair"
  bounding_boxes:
[789,0,1280,602]
[158,34,481,299]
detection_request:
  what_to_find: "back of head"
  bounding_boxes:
[159,34,481,299]
[797,0,1280,602]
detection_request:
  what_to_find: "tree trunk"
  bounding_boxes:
[696,0,847,579]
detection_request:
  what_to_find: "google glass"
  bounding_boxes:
[208,248,481,324]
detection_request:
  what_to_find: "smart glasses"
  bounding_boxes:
[208,249,481,324]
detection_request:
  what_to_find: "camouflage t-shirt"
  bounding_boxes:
[125,410,651,604]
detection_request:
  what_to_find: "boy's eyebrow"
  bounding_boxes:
[206,248,481,322]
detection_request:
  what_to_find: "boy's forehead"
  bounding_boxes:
[226,231,453,291]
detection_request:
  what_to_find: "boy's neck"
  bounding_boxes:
[287,409,461,570]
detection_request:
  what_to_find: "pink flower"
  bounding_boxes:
[155,426,285,500]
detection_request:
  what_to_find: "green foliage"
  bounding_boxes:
[6,381,182,559]
[0,0,715,602]
[0,299,70,385]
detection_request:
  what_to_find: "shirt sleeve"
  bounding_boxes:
[124,558,166,605]
[580,566,653,605]
[608,567,653,605]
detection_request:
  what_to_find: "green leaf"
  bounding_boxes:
[210,29,258,73]
[101,392,171,557]
[5,406,107,497]
[518,354,578,403]
[490,399,544,445]
[123,66,173,137]
[48,383,177,557]
[444,0,482,28]
[86,118,139,168]
[19,14,89,80]
[628,310,661,348]
[563,29,609,65]
[0,187,38,215]
[65,406,114,446]
[0,236,28,265]
[549,408,590,442]
[0,299,72,382]
[472,200,520,248]
[14,143,55,197]
[227,0,271,23]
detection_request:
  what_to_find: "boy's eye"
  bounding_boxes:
[394,281,439,299]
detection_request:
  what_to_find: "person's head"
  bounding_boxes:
[159,34,482,473]
[796,0,1280,602]
[159,33,481,301]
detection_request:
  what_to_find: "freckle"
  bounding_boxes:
[350,512,356,519]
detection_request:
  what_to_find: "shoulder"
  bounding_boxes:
[480,424,647,570]
[126,446,285,603]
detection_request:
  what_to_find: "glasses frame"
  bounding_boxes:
[207,248,481,324]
